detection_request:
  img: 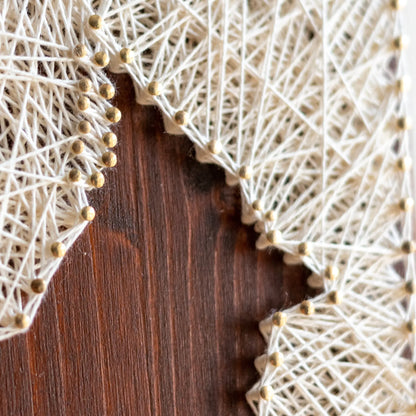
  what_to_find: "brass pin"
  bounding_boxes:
[14,313,30,329]
[105,107,121,123]
[399,197,414,212]
[259,386,274,401]
[272,311,287,327]
[402,240,416,254]
[78,120,91,135]
[80,206,96,222]
[90,171,105,188]
[71,140,84,155]
[298,242,310,256]
[88,14,103,30]
[102,151,117,167]
[99,83,115,100]
[51,242,66,258]
[396,156,412,171]
[77,96,90,111]
[78,78,92,93]
[174,110,189,126]
[102,132,117,148]
[266,230,281,245]
[300,300,315,315]
[207,140,222,154]
[147,81,162,96]
[238,165,253,180]
[328,291,342,305]
[324,265,339,281]
[73,44,87,58]
[265,210,277,222]
[269,352,284,367]
[31,278,47,294]
[68,168,82,182]
[93,51,110,67]
[252,200,263,212]
[120,48,133,64]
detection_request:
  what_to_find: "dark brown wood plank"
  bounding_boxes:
[0,73,307,416]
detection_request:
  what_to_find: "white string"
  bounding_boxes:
[0,0,117,340]
[1,0,415,413]
[85,0,416,413]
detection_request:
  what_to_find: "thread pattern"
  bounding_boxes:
[0,0,119,340]
[1,0,416,413]
[85,0,416,413]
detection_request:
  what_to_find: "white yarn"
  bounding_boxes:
[0,0,117,340]
[1,0,416,414]
[84,0,416,413]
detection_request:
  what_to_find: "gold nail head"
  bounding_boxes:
[73,43,87,58]
[393,35,409,50]
[51,242,66,258]
[397,76,411,92]
[324,265,339,281]
[207,140,222,154]
[329,291,342,305]
[120,48,133,64]
[31,278,47,294]
[269,352,284,367]
[402,240,416,254]
[77,96,90,111]
[399,197,414,212]
[265,210,277,222]
[99,83,115,100]
[238,165,253,180]
[174,110,189,126]
[68,168,82,182]
[272,311,287,327]
[90,171,105,188]
[80,206,96,222]
[88,14,103,30]
[298,242,310,256]
[405,280,416,294]
[300,300,315,315]
[407,319,416,334]
[71,140,85,155]
[397,117,412,131]
[391,0,406,10]
[259,386,274,401]
[105,107,121,123]
[397,156,412,171]
[102,132,117,148]
[266,230,281,245]
[102,151,117,167]
[14,313,30,329]
[147,81,162,96]
[79,78,92,93]
[78,120,91,135]
[93,51,110,67]
[252,200,263,211]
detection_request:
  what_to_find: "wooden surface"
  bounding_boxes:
[0,74,308,416]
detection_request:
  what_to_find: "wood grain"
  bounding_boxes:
[0,74,308,416]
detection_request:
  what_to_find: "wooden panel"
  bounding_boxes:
[0,74,308,416]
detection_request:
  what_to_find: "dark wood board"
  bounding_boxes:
[0,74,308,416]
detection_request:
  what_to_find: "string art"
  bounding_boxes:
[1,0,416,414]
[0,1,120,339]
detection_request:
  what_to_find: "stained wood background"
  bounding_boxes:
[0,74,308,416]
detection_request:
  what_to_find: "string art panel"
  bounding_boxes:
[0,1,119,340]
[85,1,416,411]
[1,0,416,414]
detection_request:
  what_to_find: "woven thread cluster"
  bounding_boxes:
[1,0,415,413]
[86,0,416,413]
[0,0,120,340]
